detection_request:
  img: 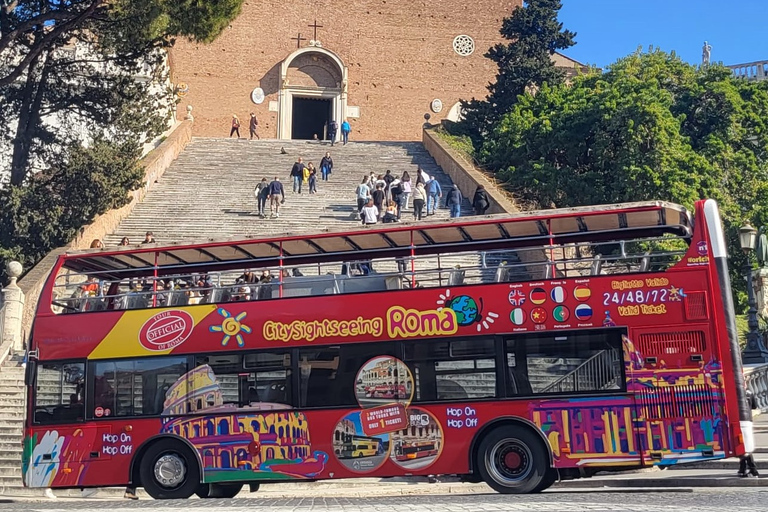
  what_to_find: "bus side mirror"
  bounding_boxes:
[24,356,36,388]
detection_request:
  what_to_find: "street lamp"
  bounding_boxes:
[740,224,768,364]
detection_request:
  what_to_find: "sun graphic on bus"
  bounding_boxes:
[209,308,252,347]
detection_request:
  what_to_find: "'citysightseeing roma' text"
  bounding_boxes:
[262,306,458,343]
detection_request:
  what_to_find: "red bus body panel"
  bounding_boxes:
[23,201,743,489]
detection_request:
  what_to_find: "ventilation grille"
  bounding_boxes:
[685,291,708,320]
[638,331,706,357]
[636,383,717,420]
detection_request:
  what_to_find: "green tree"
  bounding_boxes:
[1,0,244,185]
[482,49,768,306]
[460,0,576,143]
[0,139,144,279]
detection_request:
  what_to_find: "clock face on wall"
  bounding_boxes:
[251,87,265,104]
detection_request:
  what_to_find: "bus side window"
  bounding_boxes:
[403,338,496,402]
[34,362,85,424]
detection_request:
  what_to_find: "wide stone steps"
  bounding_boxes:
[103,139,473,247]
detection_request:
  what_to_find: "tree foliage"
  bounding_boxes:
[1,0,244,185]
[0,139,144,279]
[460,0,575,142]
[481,49,768,305]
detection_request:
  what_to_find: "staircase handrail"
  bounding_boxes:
[541,348,620,394]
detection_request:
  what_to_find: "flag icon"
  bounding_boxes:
[574,304,593,321]
[573,286,591,302]
[508,290,526,306]
[553,305,570,322]
[530,287,547,305]
[531,307,547,324]
[550,286,565,304]
[510,308,526,325]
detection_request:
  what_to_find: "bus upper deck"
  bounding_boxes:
[44,201,694,316]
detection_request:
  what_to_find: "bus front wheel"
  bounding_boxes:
[476,427,549,494]
[195,483,244,499]
[139,441,200,500]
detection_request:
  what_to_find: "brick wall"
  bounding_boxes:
[170,0,520,141]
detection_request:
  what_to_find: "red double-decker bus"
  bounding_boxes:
[22,199,753,498]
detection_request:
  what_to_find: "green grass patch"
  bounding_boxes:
[434,129,476,158]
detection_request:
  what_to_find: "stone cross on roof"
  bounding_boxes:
[291,32,307,49]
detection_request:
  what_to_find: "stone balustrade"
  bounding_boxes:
[745,362,768,413]
[728,60,768,81]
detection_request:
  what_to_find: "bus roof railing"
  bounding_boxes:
[58,201,691,278]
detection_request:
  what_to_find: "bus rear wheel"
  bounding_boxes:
[195,483,244,499]
[139,441,200,500]
[476,427,548,494]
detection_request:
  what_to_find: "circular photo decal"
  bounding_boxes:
[389,407,444,470]
[355,356,414,408]
[332,411,391,473]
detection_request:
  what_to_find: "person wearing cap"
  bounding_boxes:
[426,176,442,216]
[141,232,156,244]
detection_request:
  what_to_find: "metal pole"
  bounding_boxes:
[742,261,768,363]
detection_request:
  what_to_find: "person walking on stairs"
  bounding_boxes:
[472,185,490,215]
[356,176,371,213]
[249,113,259,140]
[230,114,241,138]
[445,184,463,218]
[329,120,338,146]
[254,177,269,218]
[426,176,442,215]
[308,165,318,194]
[290,157,305,194]
[412,180,426,220]
[320,152,333,181]
[341,120,351,145]
[267,177,285,218]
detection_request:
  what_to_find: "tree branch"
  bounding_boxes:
[0,0,104,87]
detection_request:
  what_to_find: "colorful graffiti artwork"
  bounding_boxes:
[163,411,327,481]
[532,335,727,468]
[160,366,327,482]
[23,428,100,488]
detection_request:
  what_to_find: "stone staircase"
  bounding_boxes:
[103,139,473,246]
[0,358,28,496]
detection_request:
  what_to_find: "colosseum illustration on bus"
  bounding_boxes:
[160,365,328,481]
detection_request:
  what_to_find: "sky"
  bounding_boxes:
[557,0,768,69]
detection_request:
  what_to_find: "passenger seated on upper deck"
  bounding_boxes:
[258,270,273,300]
[80,276,99,296]
[193,273,214,299]
[342,261,373,276]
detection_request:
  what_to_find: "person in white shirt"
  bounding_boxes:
[360,199,379,225]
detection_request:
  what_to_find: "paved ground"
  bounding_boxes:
[1,489,766,512]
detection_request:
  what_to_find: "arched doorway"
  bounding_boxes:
[278,47,347,140]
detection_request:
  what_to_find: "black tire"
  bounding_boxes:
[532,468,558,493]
[195,483,243,499]
[139,440,200,500]
[476,427,548,494]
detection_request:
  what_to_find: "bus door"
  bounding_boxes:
[628,328,726,465]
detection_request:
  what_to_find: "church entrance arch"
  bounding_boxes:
[278,47,347,140]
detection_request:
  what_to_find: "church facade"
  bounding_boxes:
[169,0,521,141]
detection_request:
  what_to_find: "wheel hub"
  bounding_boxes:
[487,438,533,485]
[154,453,186,488]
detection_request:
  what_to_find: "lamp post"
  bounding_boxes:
[740,224,768,364]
